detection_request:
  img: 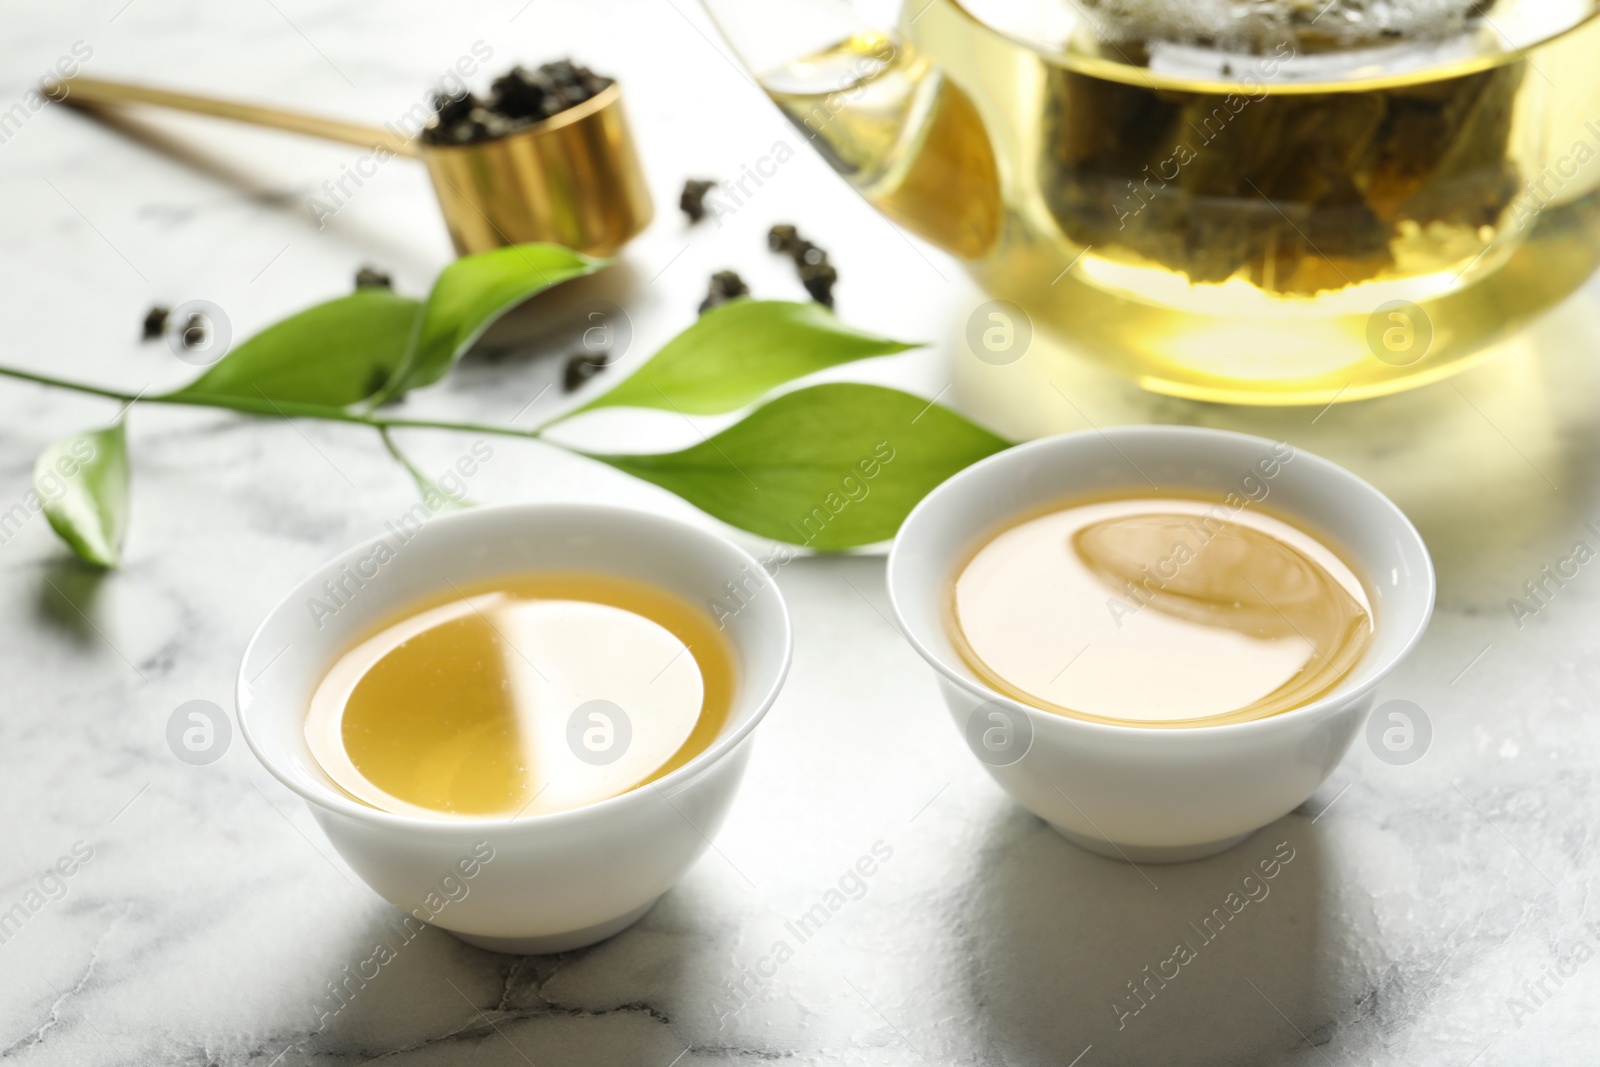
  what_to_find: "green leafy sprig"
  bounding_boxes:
[0,243,1008,566]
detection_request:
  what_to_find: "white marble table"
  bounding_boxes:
[3,2,1599,1064]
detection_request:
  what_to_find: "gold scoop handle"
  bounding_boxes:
[51,76,420,159]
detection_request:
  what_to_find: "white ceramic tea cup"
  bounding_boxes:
[238,504,791,952]
[887,426,1434,863]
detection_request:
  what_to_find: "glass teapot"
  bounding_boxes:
[702,0,1600,405]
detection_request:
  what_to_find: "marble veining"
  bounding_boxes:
[2,1,1600,1065]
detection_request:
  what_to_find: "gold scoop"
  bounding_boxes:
[50,76,654,258]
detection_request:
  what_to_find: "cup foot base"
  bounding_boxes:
[449,898,659,955]
[1049,824,1251,864]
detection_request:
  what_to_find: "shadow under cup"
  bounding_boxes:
[887,426,1435,862]
[236,504,791,954]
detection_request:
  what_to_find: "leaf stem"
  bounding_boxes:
[0,364,549,442]
[0,366,137,404]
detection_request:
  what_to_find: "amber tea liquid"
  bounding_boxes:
[763,3,1600,403]
[949,493,1373,726]
[305,573,736,819]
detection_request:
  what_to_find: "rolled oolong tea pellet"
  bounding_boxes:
[698,270,750,315]
[766,224,838,307]
[140,305,169,342]
[422,59,616,147]
[353,265,393,290]
[563,349,613,392]
[680,179,717,223]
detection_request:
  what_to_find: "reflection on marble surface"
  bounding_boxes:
[2,1,1599,1065]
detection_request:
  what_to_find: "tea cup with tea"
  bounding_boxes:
[238,503,792,952]
[887,426,1434,862]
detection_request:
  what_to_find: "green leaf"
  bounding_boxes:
[380,429,472,512]
[34,423,130,568]
[167,288,421,407]
[407,474,473,513]
[589,383,1008,550]
[377,243,605,403]
[579,300,920,416]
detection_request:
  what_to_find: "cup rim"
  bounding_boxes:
[886,425,1436,738]
[236,502,793,835]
